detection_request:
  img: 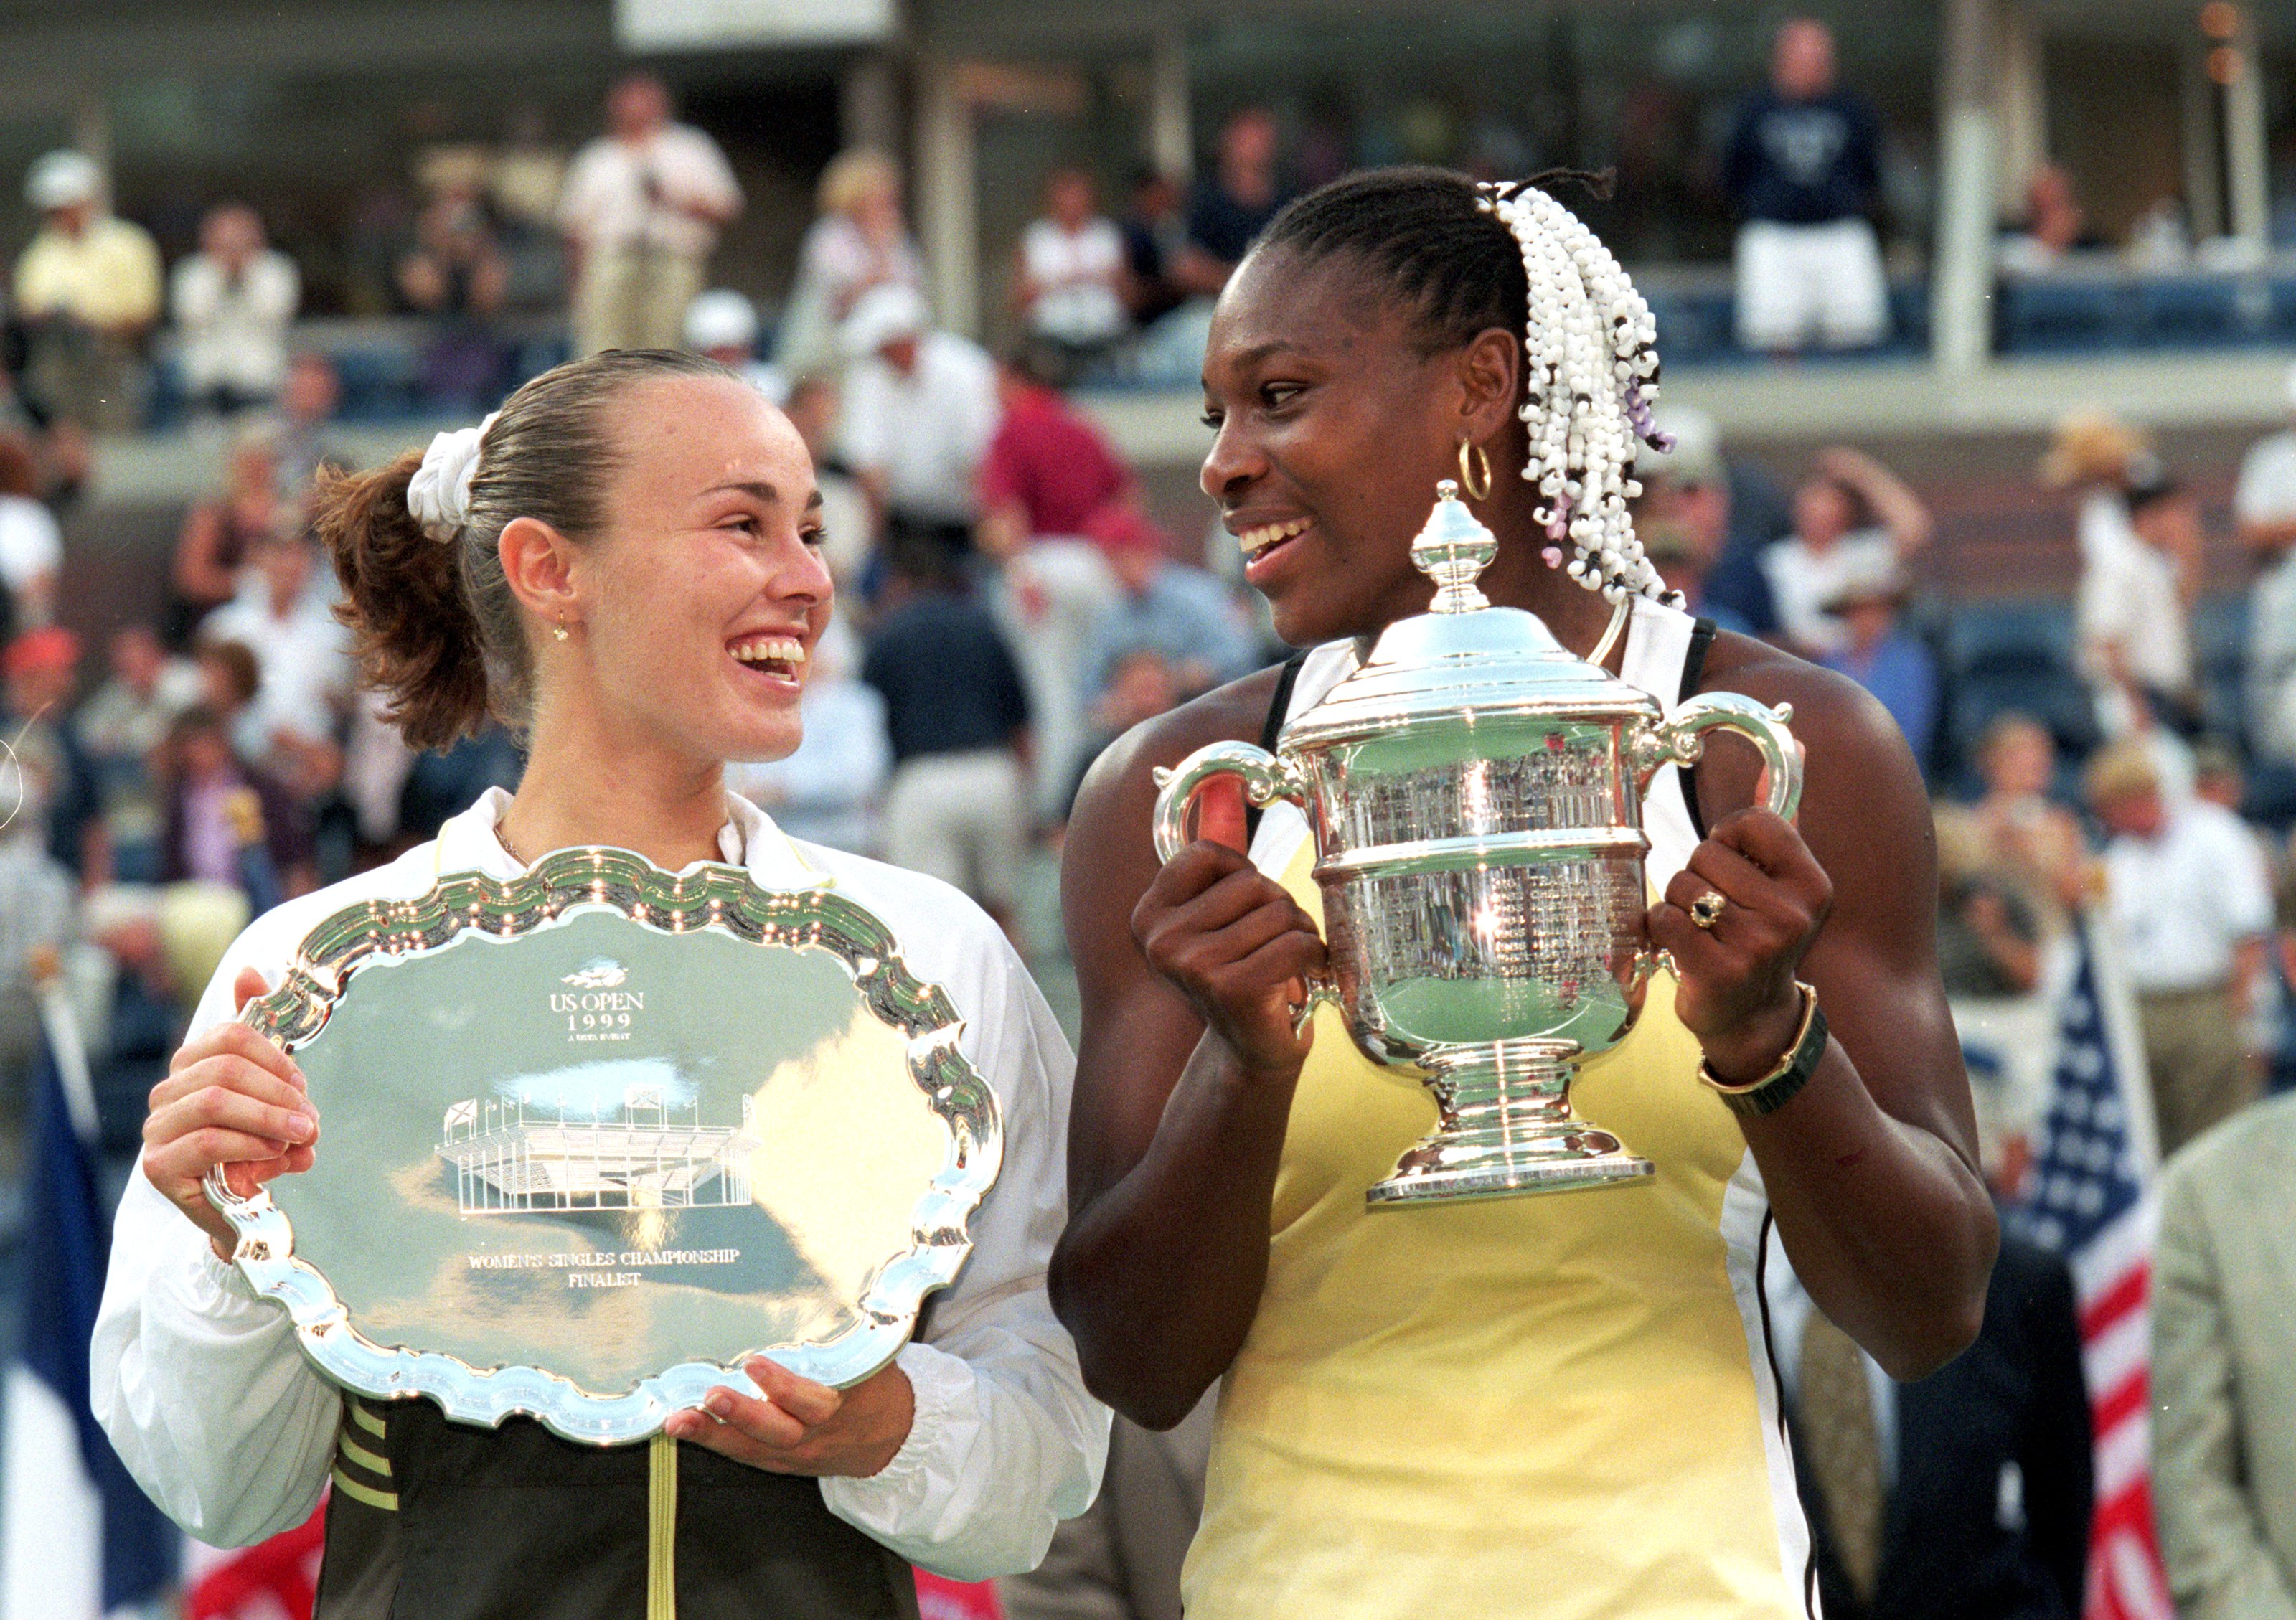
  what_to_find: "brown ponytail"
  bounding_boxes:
[315,451,493,750]
[314,347,733,751]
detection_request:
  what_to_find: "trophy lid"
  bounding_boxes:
[1281,481,1660,753]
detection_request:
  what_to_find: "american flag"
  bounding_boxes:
[2010,917,2170,1620]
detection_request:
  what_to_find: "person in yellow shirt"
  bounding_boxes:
[1055,166,1997,1619]
[13,149,162,432]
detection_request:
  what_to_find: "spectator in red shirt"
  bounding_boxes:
[977,349,1137,826]
[977,349,1133,558]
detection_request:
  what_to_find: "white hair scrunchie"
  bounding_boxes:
[406,410,500,542]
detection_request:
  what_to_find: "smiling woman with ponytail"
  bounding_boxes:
[92,349,1106,1620]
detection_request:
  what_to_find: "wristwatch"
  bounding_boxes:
[1698,982,1827,1118]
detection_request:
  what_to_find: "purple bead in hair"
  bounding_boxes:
[1624,386,1672,449]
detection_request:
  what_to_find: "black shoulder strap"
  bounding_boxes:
[1678,618,1718,842]
[1244,651,1310,849]
[1260,652,1307,753]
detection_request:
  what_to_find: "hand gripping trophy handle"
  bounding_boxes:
[1151,743,1342,1033]
[1625,689,1805,983]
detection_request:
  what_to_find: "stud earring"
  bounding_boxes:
[1457,438,1494,503]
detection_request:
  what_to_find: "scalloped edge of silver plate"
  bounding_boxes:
[207,847,1002,1445]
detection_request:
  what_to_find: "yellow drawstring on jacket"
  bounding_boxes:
[647,1434,677,1619]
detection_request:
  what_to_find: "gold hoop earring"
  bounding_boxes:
[1458,439,1494,503]
[552,618,570,643]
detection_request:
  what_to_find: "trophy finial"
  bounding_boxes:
[1413,479,1498,614]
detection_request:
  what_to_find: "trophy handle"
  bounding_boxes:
[1633,692,1805,824]
[1149,742,1339,1034]
[1150,740,1310,860]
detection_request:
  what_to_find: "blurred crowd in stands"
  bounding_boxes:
[6,18,2295,447]
[1627,355,2296,1620]
[0,71,1304,439]
[4,29,2296,1620]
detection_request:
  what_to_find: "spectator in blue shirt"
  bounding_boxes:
[1639,408,1781,636]
[861,537,1034,929]
[1083,504,1258,701]
[1723,19,1890,352]
[1817,552,1937,770]
[1173,109,1289,299]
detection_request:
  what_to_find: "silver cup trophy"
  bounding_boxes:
[1153,483,1803,1206]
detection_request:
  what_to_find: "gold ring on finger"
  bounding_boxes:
[1688,891,1728,931]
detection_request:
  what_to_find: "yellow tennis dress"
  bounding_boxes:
[1181,602,1813,1620]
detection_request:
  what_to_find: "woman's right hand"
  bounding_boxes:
[144,966,320,1261]
[1131,838,1327,1081]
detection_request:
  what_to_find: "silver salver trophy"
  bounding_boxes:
[205,850,1000,1444]
[1153,483,1802,1205]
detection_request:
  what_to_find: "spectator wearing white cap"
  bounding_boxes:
[169,202,301,420]
[556,74,742,355]
[682,288,788,404]
[12,149,162,431]
[2233,363,2296,778]
[836,283,1000,562]
[1814,550,1938,767]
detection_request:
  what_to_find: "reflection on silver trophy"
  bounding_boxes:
[1154,482,1804,1205]
[438,1088,761,1215]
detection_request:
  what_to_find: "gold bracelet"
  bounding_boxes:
[1698,981,1823,1104]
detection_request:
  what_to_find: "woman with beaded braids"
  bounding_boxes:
[93,349,1104,1619]
[1053,169,1994,1617]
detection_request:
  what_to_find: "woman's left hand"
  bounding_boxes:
[1647,806,1835,1084]
[664,1357,914,1478]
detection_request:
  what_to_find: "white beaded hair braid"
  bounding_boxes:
[1479,181,1675,606]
